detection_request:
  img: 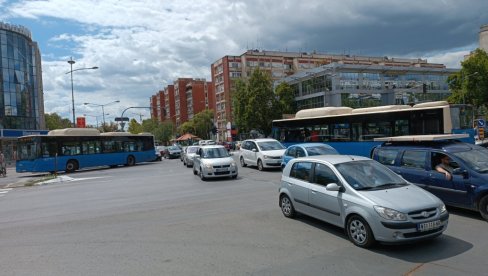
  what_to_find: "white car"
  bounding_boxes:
[239,138,286,170]
[193,145,238,180]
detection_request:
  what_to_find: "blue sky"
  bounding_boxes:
[1,0,487,125]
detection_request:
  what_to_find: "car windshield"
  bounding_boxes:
[203,147,230,158]
[187,147,199,154]
[335,160,408,191]
[257,141,285,151]
[305,146,338,156]
[168,146,180,151]
[452,147,488,173]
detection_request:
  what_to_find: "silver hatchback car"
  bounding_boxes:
[193,145,238,180]
[279,155,448,248]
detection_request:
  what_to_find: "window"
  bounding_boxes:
[286,147,296,157]
[401,150,427,169]
[375,149,400,165]
[290,162,312,182]
[314,163,339,186]
[296,148,306,157]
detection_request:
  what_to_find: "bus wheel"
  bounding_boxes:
[127,155,136,166]
[66,160,78,173]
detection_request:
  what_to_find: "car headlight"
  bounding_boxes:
[440,204,447,214]
[373,206,407,221]
[263,155,271,159]
[230,162,236,167]
[204,163,213,169]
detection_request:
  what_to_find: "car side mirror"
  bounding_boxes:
[252,148,257,152]
[326,183,341,192]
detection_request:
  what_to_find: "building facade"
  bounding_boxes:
[0,22,46,163]
[210,50,447,141]
[280,63,457,109]
[150,78,215,132]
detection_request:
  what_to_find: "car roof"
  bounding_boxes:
[376,140,476,153]
[244,138,279,142]
[289,143,335,149]
[291,155,370,165]
[200,145,225,149]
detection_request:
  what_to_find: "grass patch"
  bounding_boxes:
[24,174,58,187]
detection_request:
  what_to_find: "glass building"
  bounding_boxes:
[0,22,46,163]
[281,63,459,110]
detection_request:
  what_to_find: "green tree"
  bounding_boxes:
[232,68,281,136]
[178,121,195,135]
[101,122,119,132]
[153,121,174,145]
[192,109,214,139]
[128,119,143,134]
[275,82,296,115]
[44,113,72,130]
[448,49,488,107]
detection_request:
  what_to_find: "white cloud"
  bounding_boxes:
[1,0,487,125]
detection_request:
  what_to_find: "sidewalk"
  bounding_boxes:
[0,167,49,189]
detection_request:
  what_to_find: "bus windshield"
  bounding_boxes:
[17,137,40,161]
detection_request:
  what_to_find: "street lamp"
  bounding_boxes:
[66,57,99,127]
[84,100,120,126]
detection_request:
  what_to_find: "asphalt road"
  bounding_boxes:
[0,155,486,276]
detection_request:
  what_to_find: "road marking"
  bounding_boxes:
[0,188,12,194]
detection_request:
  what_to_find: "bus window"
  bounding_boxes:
[41,142,57,157]
[61,142,81,156]
[395,120,409,136]
[82,141,101,154]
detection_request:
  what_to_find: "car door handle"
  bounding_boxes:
[311,189,317,194]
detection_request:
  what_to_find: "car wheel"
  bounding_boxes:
[479,195,488,221]
[347,215,376,248]
[186,163,192,168]
[280,195,296,218]
[193,167,198,175]
[183,160,186,166]
[65,160,78,173]
[199,167,206,181]
[240,157,247,167]
[232,174,238,179]
[257,159,264,171]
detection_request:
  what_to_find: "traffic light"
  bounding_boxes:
[422,83,427,93]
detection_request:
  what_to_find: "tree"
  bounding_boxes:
[448,49,488,108]
[44,113,72,130]
[232,68,281,136]
[178,121,195,135]
[153,121,173,145]
[192,109,214,139]
[128,119,143,134]
[275,82,297,115]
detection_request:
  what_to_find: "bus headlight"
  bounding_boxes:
[374,206,407,221]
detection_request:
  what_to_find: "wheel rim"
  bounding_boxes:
[349,219,367,245]
[67,162,74,171]
[240,157,245,166]
[258,160,263,170]
[281,197,292,215]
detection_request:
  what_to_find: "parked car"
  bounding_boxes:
[163,146,182,159]
[281,143,338,169]
[156,146,167,157]
[239,138,286,170]
[183,146,200,167]
[193,145,238,180]
[279,155,448,248]
[154,148,162,161]
[180,146,188,161]
[372,137,488,221]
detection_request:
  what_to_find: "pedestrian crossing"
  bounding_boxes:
[0,188,12,197]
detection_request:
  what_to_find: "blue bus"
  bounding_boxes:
[16,128,157,173]
[271,101,475,157]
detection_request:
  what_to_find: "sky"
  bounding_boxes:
[0,0,487,126]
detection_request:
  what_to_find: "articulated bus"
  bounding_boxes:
[271,101,475,157]
[16,128,157,173]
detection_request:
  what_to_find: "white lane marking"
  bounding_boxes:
[0,188,12,194]
[37,176,108,185]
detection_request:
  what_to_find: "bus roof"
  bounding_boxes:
[48,128,101,136]
[274,100,450,122]
[100,132,153,137]
[373,134,469,142]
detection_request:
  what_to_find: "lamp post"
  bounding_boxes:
[83,113,109,129]
[66,57,99,127]
[84,100,120,126]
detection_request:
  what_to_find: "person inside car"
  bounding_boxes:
[436,155,454,180]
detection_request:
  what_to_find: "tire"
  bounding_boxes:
[240,157,247,167]
[199,167,206,181]
[193,167,198,175]
[346,215,376,248]
[183,159,186,166]
[127,155,136,166]
[66,160,78,173]
[280,195,296,218]
[232,174,238,179]
[479,195,488,221]
[257,159,264,171]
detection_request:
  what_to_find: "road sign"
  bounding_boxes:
[114,117,130,122]
[76,117,86,128]
[477,119,485,128]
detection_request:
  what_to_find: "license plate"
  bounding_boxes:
[417,220,441,232]
[215,168,228,172]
